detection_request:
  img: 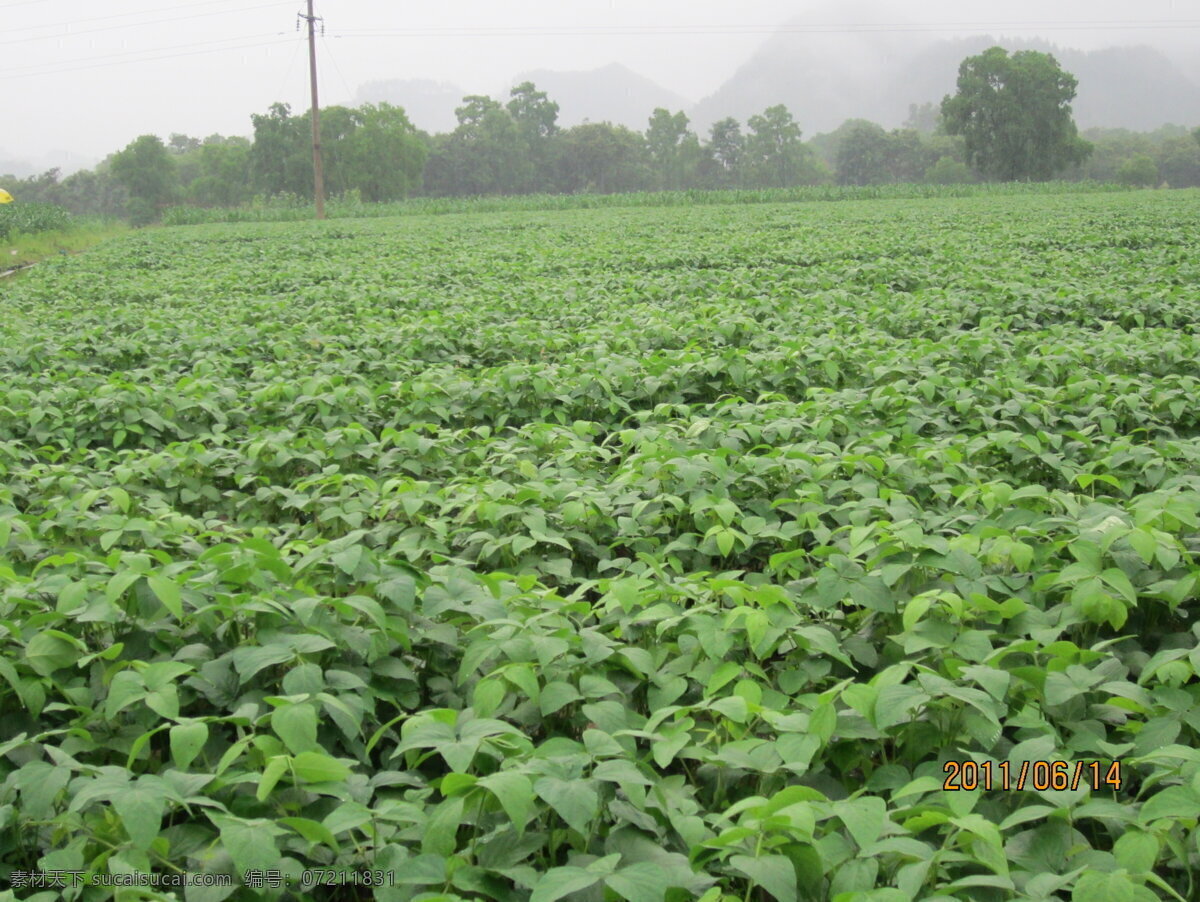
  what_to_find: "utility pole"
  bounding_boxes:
[301,0,326,219]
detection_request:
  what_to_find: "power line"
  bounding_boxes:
[270,34,307,105]
[0,32,286,76]
[0,36,294,80]
[8,0,288,34]
[320,33,357,102]
[2,0,293,46]
[330,19,1200,39]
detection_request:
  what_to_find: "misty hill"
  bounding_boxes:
[356,65,690,134]
[356,79,464,135]
[511,63,691,130]
[1,148,95,179]
[691,25,1200,136]
[690,18,920,135]
[889,37,1200,133]
[0,153,36,179]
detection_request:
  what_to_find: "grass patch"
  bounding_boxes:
[1,222,129,273]
[161,180,1140,225]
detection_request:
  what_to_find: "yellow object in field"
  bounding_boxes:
[0,189,13,204]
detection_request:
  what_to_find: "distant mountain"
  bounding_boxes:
[888,37,1200,132]
[511,63,691,130]
[691,24,1200,137]
[356,23,1199,143]
[355,79,465,135]
[0,149,94,179]
[356,65,690,135]
[0,154,36,178]
[690,19,920,135]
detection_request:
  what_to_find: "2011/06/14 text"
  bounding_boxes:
[943,759,1123,792]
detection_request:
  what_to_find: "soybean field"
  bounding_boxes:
[2,190,1200,901]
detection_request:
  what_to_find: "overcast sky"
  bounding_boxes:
[3,0,1197,169]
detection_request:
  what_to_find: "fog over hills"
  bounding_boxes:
[0,149,97,179]
[690,29,1200,134]
[509,63,692,129]
[358,29,1199,141]
[876,37,1200,133]
[358,64,692,134]
[356,79,465,135]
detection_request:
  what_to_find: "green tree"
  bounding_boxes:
[506,82,559,141]
[903,102,940,135]
[1115,154,1159,187]
[1156,137,1200,187]
[167,134,201,154]
[186,136,253,207]
[557,123,650,194]
[941,46,1091,181]
[424,96,531,196]
[344,103,427,201]
[506,82,561,191]
[705,117,745,188]
[924,156,974,184]
[249,103,310,196]
[835,122,891,185]
[645,108,700,190]
[745,105,821,187]
[110,135,178,224]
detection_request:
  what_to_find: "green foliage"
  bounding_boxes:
[110,135,179,222]
[924,156,975,185]
[159,180,1135,225]
[1117,155,1160,188]
[835,123,934,187]
[424,95,534,196]
[250,101,427,202]
[646,108,702,191]
[942,46,1093,181]
[2,190,1199,897]
[745,105,824,188]
[0,202,72,241]
[555,122,651,194]
[704,118,746,188]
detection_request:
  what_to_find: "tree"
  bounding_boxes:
[557,123,649,194]
[424,96,531,195]
[835,122,891,185]
[506,82,559,141]
[168,133,201,154]
[250,103,310,196]
[1116,154,1158,187]
[250,101,427,201]
[344,103,427,201]
[835,123,933,185]
[705,117,746,188]
[745,105,822,188]
[506,82,561,191]
[645,108,700,191]
[904,102,940,135]
[941,46,1091,181]
[110,135,178,223]
[1156,137,1200,188]
[925,156,974,185]
[184,137,252,207]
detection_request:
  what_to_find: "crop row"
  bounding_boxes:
[1,190,1198,901]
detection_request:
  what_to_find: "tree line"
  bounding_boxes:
[4,47,1199,223]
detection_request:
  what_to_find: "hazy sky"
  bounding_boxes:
[3,0,1197,168]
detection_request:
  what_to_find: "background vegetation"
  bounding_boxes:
[4,47,1198,225]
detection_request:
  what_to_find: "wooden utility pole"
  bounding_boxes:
[302,0,326,219]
